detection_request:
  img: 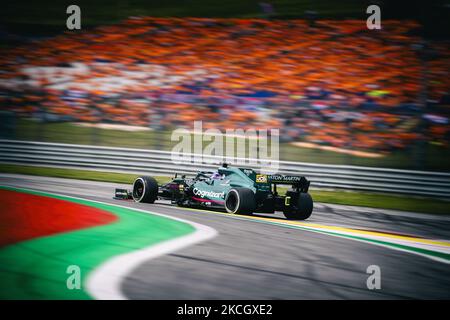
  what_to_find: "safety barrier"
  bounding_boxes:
[1,139,449,198]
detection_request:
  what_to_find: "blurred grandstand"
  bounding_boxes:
[0,2,449,171]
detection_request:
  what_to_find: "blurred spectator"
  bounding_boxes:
[0,18,449,152]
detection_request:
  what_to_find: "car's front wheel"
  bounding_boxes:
[225,188,256,215]
[132,176,158,203]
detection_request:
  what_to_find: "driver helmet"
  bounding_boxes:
[210,172,223,180]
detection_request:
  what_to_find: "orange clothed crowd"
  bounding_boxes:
[0,17,449,152]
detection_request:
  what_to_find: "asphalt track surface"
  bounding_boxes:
[1,174,450,299]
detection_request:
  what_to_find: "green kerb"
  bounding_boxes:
[0,186,195,300]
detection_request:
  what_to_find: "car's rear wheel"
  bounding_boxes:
[132,176,158,203]
[225,188,256,215]
[283,192,313,220]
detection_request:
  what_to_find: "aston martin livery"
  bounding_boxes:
[115,164,313,220]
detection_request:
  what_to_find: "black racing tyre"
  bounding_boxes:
[283,192,313,220]
[132,176,158,203]
[225,188,256,215]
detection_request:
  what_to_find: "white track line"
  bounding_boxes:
[2,186,218,300]
[85,204,218,300]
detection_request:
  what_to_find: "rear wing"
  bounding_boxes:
[267,174,310,192]
[267,174,307,184]
[239,168,310,193]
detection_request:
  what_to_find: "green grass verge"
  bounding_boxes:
[1,164,449,215]
[310,190,450,215]
[0,164,171,185]
[0,164,169,183]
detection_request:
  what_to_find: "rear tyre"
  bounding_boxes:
[283,192,313,220]
[225,188,256,215]
[132,176,158,203]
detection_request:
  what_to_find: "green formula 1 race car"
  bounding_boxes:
[115,164,313,220]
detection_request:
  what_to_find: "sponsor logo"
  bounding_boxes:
[256,174,267,183]
[268,175,302,182]
[285,196,291,206]
[193,188,225,199]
